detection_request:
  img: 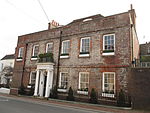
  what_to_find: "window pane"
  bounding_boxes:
[81,38,90,53]
[18,47,24,57]
[104,35,115,51]
[80,73,89,89]
[60,73,68,89]
[103,73,115,94]
[33,45,39,56]
[62,41,70,54]
[46,43,53,53]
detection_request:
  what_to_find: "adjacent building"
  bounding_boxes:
[0,54,15,86]
[140,42,150,67]
[11,7,139,104]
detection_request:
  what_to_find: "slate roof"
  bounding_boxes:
[1,54,15,60]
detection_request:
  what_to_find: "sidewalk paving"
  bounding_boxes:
[0,93,149,113]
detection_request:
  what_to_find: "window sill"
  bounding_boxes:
[77,91,88,95]
[57,89,67,92]
[102,93,115,98]
[16,59,23,61]
[102,52,115,56]
[31,58,38,61]
[60,55,69,59]
[79,54,90,57]
[27,85,32,88]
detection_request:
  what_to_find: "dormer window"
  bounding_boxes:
[83,18,92,22]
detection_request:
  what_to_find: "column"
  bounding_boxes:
[39,71,44,97]
[34,69,40,96]
[45,70,53,98]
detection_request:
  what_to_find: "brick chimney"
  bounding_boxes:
[48,20,59,29]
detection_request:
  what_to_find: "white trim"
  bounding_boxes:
[57,89,67,92]
[77,91,88,95]
[78,72,89,90]
[102,52,115,56]
[83,18,92,22]
[102,72,115,97]
[60,55,69,59]
[16,58,23,61]
[79,54,90,57]
[46,42,53,53]
[61,40,70,54]
[32,45,39,57]
[102,93,115,98]
[80,37,90,54]
[31,57,38,61]
[103,34,115,55]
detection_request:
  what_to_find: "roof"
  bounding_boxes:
[1,54,15,60]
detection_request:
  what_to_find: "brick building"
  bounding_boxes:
[140,42,150,67]
[11,7,139,103]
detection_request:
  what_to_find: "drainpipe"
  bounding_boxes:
[56,31,62,88]
[20,43,28,89]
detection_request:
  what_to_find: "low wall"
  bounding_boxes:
[129,68,150,110]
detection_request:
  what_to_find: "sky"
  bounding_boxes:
[0,0,149,59]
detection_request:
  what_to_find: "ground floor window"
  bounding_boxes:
[102,72,115,97]
[29,71,36,85]
[59,72,68,89]
[78,72,89,91]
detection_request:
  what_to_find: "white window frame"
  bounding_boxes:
[29,71,36,85]
[60,40,70,58]
[16,47,24,61]
[79,37,90,57]
[148,47,150,53]
[58,72,68,92]
[102,34,115,56]
[46,43,53,53]
[31,45,39,60]
[102,72,115,98]
[77,72,89,95]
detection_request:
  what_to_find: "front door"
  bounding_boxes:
[43,75,47,97]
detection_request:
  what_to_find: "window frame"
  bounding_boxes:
[46,42,53,53]
[60,40,70,58]
[79,37,90,57]
[31,45,39,60]
[29,71,36,85]
[102,72,115,98]
[16,47,24,61]
[102,34,115,56]
[58,72,69,92]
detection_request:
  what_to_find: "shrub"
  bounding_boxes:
[67,87,74,101]
[49,86,58,99]
[90,88,98,104]
[117,89,126,107]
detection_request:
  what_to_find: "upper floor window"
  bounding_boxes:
[46,43,53,53]
[79,37,90,57]
[103,34,115,56]
[16,47,24,61]
[18,47,24,58]
[102,72,115,98]
[60,40,70,58]
[148,47,150,54]
[58,72,68,90]
[32,45,39,59]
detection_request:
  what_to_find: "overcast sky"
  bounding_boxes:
[0,0,149,59]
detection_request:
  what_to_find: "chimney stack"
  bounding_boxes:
[48,20,59,29]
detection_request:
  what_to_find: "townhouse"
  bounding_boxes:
[11,7,139,104]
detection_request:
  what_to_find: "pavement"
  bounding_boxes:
[0,93,149,113]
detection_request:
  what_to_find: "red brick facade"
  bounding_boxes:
[11,8,139,103]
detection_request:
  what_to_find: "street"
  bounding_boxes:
[0,96,109,113]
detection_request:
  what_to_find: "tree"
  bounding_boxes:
[90,88,98,104]
[67,87,74,101]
